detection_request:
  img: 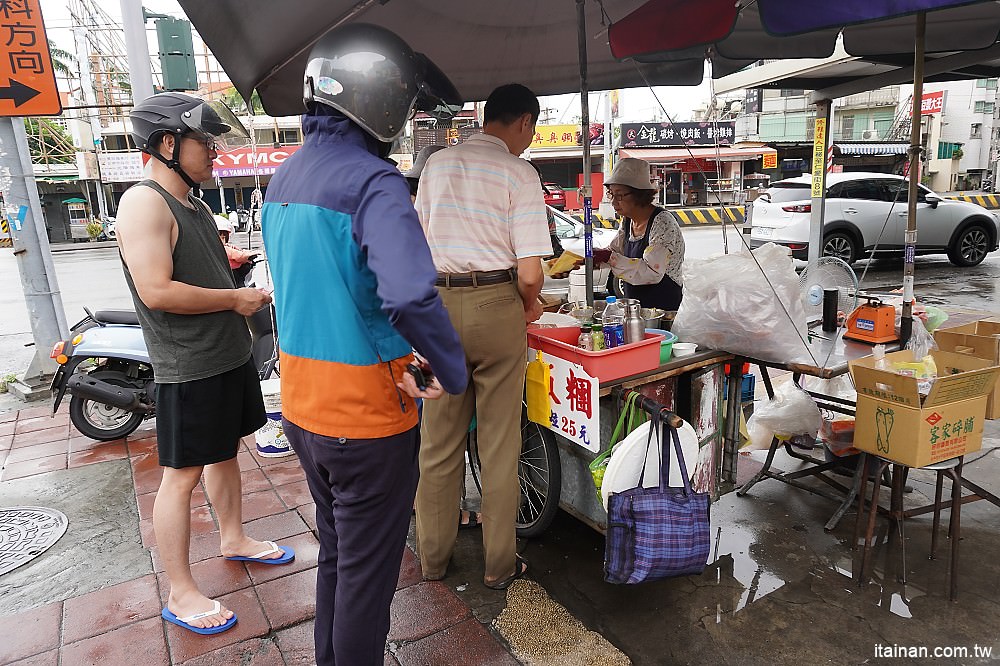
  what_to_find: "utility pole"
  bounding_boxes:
[120,0,155,102]
[0,118,69,396]
[73,25,108,221]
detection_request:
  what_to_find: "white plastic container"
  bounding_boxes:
[260,378,282,418]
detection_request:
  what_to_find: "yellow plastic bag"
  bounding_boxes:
[525,350,551,425]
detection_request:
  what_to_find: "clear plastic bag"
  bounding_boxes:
[673,243,811,363]
[903,315,937,359]
[744,380,822,450]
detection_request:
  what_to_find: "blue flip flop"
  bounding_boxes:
[161,600,237,635]
[224,540,295,565]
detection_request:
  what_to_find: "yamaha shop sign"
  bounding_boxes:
[620,122,735,147]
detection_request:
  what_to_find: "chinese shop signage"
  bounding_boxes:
[620,122,735,147]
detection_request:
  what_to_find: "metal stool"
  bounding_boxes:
[854,454,964,601]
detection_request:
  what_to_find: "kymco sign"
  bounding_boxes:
[213,146,300,178]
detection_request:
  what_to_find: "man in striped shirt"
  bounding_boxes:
[414,84,550,589]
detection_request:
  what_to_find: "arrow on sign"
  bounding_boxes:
[0,79,41,107]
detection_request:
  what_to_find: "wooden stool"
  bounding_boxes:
[853,454,964,601]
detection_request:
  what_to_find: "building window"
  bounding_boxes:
[779,89,804,97]
[938,142,962,159]
[974,101,996,114]
[976,78,999,89]
[972,123,983,138]
[840,115,855,140]
[277,128,301,145]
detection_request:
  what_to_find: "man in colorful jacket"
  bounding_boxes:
[261,24,467,666]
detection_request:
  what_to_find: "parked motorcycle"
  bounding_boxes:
[50,257,278,441]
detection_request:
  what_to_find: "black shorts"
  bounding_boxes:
[155,359,266,469]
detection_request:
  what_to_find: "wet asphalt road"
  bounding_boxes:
[0,226,993,381]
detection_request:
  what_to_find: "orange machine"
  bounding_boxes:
[844,297,898,344]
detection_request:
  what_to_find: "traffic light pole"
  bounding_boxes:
[120,0,155,102]
[1,116,68,395]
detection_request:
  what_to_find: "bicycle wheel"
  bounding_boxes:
[466,403,562,538]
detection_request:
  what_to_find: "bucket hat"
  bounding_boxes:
[605,157,655,191]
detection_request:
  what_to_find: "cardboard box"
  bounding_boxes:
[849,350,1000,467]
[934,318,1000,419]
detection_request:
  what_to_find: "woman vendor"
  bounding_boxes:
[600,158,686,310]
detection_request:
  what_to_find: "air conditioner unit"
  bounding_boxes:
[861,129,879,140]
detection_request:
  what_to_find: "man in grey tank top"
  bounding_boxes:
[116,93,294,636]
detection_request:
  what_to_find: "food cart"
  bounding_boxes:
[177,0,1000,547]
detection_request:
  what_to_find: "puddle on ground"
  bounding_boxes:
[704,519,931,622]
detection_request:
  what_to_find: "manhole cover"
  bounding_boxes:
[0,507,68,576]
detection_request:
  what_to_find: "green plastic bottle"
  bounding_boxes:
[591,322,605,351]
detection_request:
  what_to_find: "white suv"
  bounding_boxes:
[749,172,1000,266]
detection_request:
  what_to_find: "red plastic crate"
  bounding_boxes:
[527,327,664,383]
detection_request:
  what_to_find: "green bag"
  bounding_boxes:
[589,392,647,499]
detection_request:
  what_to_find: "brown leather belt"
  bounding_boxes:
[435,269,514,288]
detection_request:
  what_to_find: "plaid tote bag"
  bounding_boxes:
[604,410,710,584]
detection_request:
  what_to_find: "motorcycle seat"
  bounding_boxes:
[94,310,140,326]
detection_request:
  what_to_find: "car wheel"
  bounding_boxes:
[822,232,858,265]
[948,224,991,267]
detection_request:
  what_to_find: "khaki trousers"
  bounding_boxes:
[416,281,527,585]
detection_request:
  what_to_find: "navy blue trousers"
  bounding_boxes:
[284,420,419,666]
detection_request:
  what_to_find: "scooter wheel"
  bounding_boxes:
[69,371,145,441]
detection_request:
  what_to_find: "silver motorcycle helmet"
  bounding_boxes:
[303,23,463,143]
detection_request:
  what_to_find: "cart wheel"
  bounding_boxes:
[466,402,562,538]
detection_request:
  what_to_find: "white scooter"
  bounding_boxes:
[50,258,277,441]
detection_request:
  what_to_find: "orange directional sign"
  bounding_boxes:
[0,0,61,116]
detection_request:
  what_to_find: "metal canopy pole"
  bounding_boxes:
[900,13,926,346]
[577,0,594,307]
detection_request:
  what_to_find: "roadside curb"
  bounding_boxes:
[49,241,118,252]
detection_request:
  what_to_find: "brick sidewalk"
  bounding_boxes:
[0,405,520,665]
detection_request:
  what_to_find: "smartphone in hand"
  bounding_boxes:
[406,363,433,391]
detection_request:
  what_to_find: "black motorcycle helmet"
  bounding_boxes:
[303,23,463,146]
[130,92,249,188]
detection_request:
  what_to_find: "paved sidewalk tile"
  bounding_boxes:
[14,413,69,434]
[274,479,312,509]
[1,453,68,481]
[9,424,69,448]
[5,439,69,463]
[0,600,62,663]
[388,582,471,642]
[241,488,289,522]
[8,648,59,665]
[256,568,318,630]
[397,546,423,590]
[61,616,169,666]
[274,620,315,665]
[67,441,129,467]
[394,618,520,666]
[62,574,162,644]
[177,637,285,666]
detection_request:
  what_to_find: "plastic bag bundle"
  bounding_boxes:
[744,381,822,450]
[672,243,811,363]
[903,315,937,360]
